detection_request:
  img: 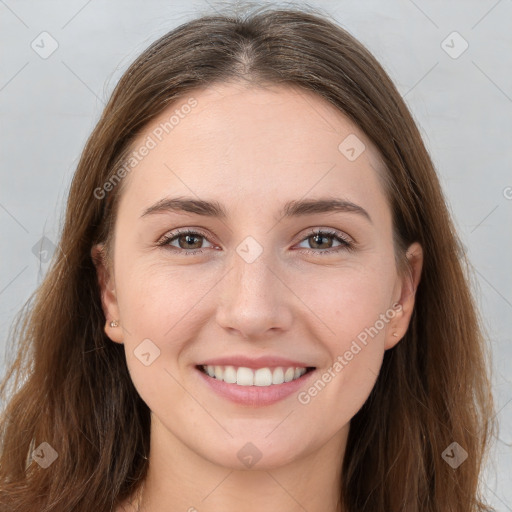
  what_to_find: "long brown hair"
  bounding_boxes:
[0,5,496,511]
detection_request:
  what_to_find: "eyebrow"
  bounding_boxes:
[140,196,372,224]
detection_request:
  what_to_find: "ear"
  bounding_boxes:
[384,242,423,350]
[91,243,124,344]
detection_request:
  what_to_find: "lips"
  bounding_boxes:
[196,365,316,406]
[197,355,314,370]
[193,354,316,406]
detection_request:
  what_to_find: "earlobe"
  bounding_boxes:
[90,244,124,344]
[385,242,423,350]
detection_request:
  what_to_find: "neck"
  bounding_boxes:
[135,414,348,512]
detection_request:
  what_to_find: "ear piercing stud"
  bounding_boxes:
[393,332,399,337]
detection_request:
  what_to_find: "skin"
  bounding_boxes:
[92,82,423,512]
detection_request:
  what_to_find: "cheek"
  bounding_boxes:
[116,264,203,415]
[115,256,203,325]
[114,262,217,391]
[294,270,392,429]
[295,265,393,396]
[298,264,395,343]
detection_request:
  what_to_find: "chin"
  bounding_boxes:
[192,434,306,471]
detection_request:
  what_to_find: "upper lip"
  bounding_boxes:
[196,355,315,369]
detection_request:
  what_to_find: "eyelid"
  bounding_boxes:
[156,227,216,250]
[156,226,356,254]
[294,228,355,255]
[297,227,354,245]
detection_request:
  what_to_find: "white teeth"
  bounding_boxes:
[254,368,273,386]
[201,365,308,386]
[272,367,284,385]
[223,365,237,383]
[236,367,254,386]
[284,367,295,382]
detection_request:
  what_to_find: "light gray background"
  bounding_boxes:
[1,0,511,508]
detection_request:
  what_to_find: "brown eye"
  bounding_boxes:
[157,228,354,256]
[296,229,354,255]
[157,229,214,255]
[308,233,334,249]
[175,233,203,250]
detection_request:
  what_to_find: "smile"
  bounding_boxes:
[198,365,314,386]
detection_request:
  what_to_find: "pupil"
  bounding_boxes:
[183,234,200,248]
[313,234,329,248]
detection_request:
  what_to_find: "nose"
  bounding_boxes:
[215,250,294,340]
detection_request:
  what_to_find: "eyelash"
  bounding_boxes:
[156,228,355,256]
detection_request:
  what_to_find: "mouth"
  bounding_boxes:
[196,364,316,387]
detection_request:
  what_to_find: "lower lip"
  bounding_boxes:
[195,367,316,406]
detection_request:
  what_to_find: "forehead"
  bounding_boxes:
[117,82,389,222]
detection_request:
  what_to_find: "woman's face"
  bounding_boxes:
[94,82,422,470]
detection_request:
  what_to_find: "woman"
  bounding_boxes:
[0,5,496,512]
